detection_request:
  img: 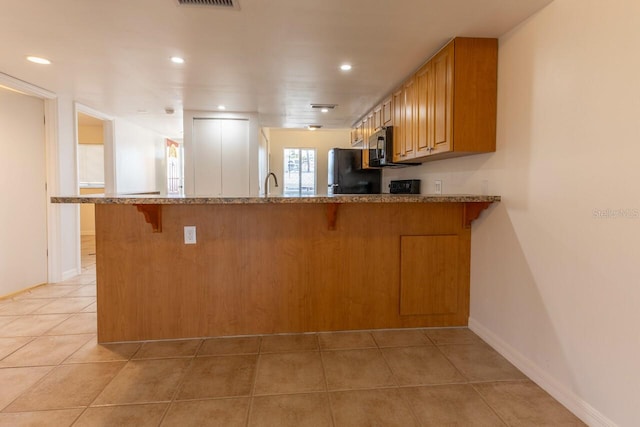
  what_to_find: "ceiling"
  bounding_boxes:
[0,0,552,139]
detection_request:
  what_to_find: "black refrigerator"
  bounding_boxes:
[328,148,381,195]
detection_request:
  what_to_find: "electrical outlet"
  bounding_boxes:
[184,226,197,244]
[434,180,442,195]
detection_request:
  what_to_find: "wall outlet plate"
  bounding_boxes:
[434,180,442,195]
[184,226,197,244]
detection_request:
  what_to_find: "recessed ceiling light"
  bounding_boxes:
[321,108,329,113]
[308,125,322,131]
[27,56,51,65]
[340,64,352,71]
[170,56,185,64]
[218,105,226,110]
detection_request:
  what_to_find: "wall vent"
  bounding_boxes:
[177,0,239,9]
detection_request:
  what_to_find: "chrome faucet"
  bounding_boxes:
[264,172,279,197]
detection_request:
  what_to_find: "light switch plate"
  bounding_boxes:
[184,226,197,244]
[434,180,442,195]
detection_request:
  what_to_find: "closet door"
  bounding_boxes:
[220,119,250,197]
[192,118,250,196]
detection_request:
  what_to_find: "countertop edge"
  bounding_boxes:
[51,194,501,204]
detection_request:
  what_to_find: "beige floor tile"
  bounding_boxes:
[474,381,586,426]
[0,314,69,337]
[382,346,465,386]
[0,336,33,359]
[64,286,97,298]
[45,313,97,335]
[260,334,318,353]
[5,362,124,412]
[317,331,377,350]
[162,398,249,427]
[0,299,50,316]
[425,327,485,345]
[94,358,191,405]
[16,285,83,300]
[249,393,332,427]
[74,403,168,427]
[0,366,53,410]
[439,343,528,382]
[322,349,395,390]
[177,355,257,400]
[199,336,261,356]
[0,316,18,328]
[0,409,83,427]
[254,352,325,396]
[57,276,95,285]
[372,329,432,348]
[133,339,202,359]
[0,334,94,367]
[330,388,420,427]
[401,384,506,426]
[81,302,96,313]
[32,297,95,315]
[63,337,141,364]
[133,339,202,360]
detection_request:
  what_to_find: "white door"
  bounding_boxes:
[0,86,47,295]
[220,119,249,197]
[193,118,250,196]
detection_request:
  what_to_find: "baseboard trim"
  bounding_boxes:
[0,282,47,300]
[468,317,618,427]
[61,268,81,281]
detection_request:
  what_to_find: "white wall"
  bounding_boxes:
[0,87,47,295]
[385,1,640,425]
[52,95,81,280]
[113,119,165,194]
[268,129,352,196]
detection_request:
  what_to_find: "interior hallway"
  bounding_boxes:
[0,238,584,426]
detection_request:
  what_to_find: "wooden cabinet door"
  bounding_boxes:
[392,89,403,162]
[402,77,416,159]
[382,96,392,126]
[361,114,375,169]
[415,63,432,157]
[431,42,453,155]
[373,105,382,131]
[400,235,459,315]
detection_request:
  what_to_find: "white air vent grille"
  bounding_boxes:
[177,0,239,9]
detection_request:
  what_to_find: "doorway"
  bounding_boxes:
[76,111,109,272]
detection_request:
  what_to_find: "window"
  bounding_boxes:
[283,148,316,196]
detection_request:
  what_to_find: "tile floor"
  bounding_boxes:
[0,237,585,426]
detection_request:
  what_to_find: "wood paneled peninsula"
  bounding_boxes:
[52,194,500,343]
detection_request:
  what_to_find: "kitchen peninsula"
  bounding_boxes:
[52,194,499,343]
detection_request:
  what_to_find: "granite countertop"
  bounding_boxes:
[51,194,501,204]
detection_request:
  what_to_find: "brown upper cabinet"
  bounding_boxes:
[382,96,392,127]
[354,37,497,164]
[404,37,497,162]
[373,104,382,131]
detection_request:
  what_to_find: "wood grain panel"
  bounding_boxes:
[400,235,459,315]
[96,202,472,342]
[452,37,498,153]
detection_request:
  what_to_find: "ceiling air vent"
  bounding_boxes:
[176,0,240,10]
[310,104,337,110]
